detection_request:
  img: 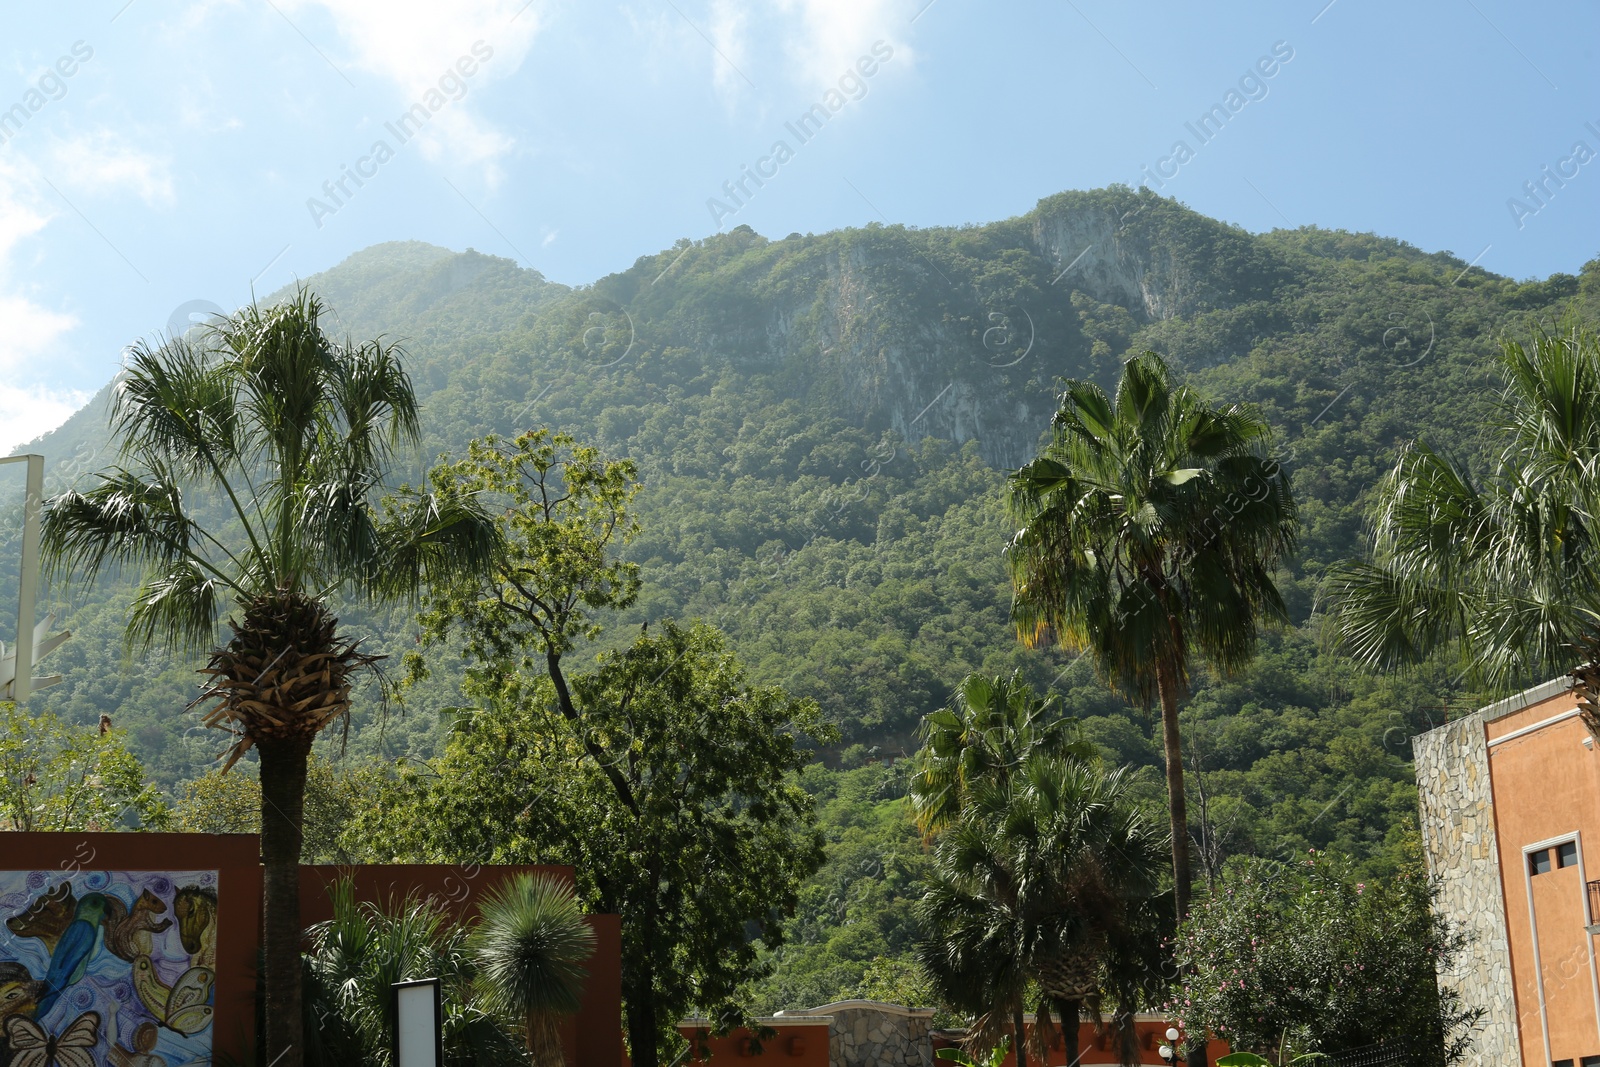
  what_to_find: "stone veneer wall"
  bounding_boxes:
[781,1001,935,1067]
[1413,712,1522,1066]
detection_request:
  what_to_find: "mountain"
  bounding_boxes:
[4,186,1597,881]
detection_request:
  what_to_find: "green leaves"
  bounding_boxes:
[371,605,832,1064]
[302,878,524,1066]
[1006,350,1298,700]
[43,284,497,655]
[1329,324,1600,692]
[908,671,1094,837]
[914,749,1169,1054]
[412,430,641,667]
[1174,852,1481,1066]
[471,872,595,1059]
[0,702,169,832]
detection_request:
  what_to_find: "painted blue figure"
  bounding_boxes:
[34,893,107,1019]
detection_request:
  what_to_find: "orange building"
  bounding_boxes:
[1416,677,1600,1067]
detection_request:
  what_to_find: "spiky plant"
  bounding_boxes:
[470,873,596,1067]
[41,287,498,1067]
[1005,352,1297,918]
[303,878,524,1066]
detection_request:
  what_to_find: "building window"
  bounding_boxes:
[1554,1059,1574,1067]
[1532,849,1554,875]
[1580,1056,1600,1067]
[1560,841,1580,868]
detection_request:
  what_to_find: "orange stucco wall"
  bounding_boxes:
[1486,690,1600,1065]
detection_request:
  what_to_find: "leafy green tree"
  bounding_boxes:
[908,672,1094,837]
[1005,352,1297,916]
[374,433,829,1067]
[471,872,596,1067]
[173,756,386,862]
[1330,324,1600,714]
[303,877,523,1066]
[39,288,498,1067]
[742,762,931,1018]
[374,621,830,1067]
[915,755,1169,1067]
[1172,849,1481,1065]
[0,702,169,831]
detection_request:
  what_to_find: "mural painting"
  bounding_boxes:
[0,871,217,1067]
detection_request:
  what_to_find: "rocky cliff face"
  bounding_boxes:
[1031,199,1190,322]
[785,241,1068,469]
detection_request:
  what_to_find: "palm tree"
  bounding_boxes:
[41,288,497,1067]
[908,671,1095,838]
[915,755,1168,1067]
[1004,352,1297,918]
[471,873,596,1067]
[1329,324,1600,721]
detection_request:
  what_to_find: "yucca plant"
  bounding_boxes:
[470,874,596,1067]
[41,287,499,1067]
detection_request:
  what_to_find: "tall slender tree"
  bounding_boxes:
[1004,352,1297,918]
[41,288,497,1067]
[1330,325,1600,722]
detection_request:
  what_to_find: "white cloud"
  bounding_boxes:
[0,163,82,449]
[282,0,542,171]
[0,381,89,455]
[658,0,913,108]
[50,132,176,207]
[709,0,753,103]
[774,0,913,89]
[0,293,75,373]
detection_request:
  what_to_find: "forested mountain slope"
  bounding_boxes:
[5,187,1596,888]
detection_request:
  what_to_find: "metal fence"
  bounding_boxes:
[1328,1045,1409,1067]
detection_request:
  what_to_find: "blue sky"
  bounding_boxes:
[0,0,1596,452]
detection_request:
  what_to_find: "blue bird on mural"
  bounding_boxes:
[33,893,107,1019]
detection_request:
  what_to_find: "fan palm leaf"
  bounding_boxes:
[1329,323,1600,731]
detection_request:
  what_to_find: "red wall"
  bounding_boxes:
[678,1022,831,1067]
[665,1017,1229,1067]
[0,835,623,1067]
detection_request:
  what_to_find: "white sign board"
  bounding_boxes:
[393,978,443,1067]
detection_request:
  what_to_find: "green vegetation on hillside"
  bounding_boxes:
[5,186,1598,1014]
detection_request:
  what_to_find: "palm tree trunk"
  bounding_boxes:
[260,735,311,1067]
[1156,656,1192,920]
[1012,1003,1027,1067]
[625,987,659,1067]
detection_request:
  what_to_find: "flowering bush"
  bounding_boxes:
[1171,849,1481,1065]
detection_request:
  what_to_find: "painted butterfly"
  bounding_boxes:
[4,1010,100,1067]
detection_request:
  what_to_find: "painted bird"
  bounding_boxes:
[33,894,107,1019]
